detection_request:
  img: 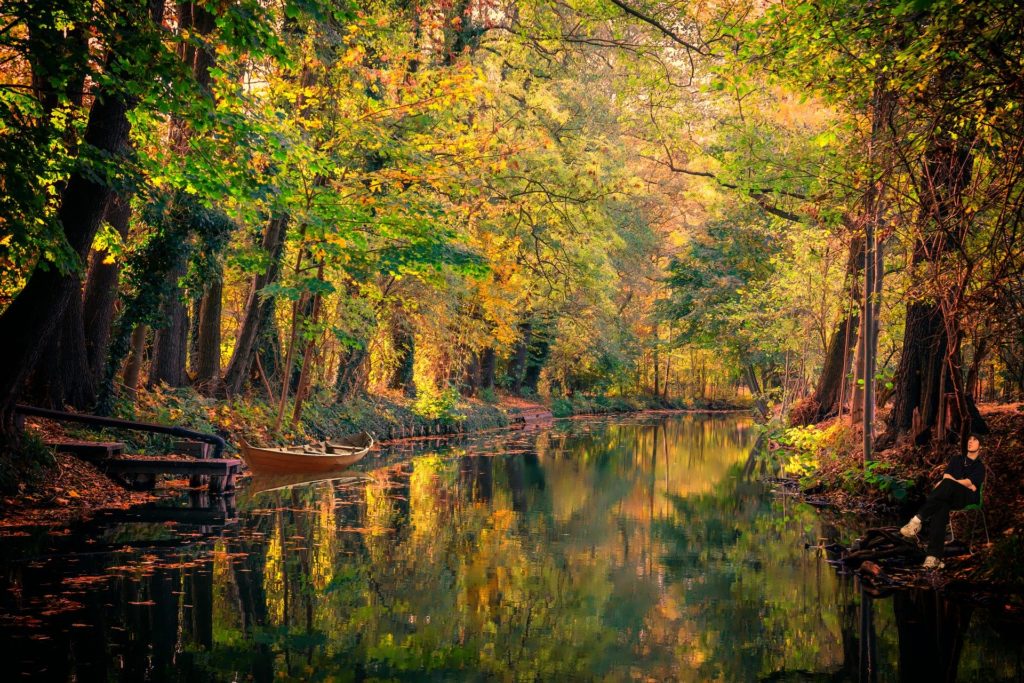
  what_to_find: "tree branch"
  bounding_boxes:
[607,0,707,54]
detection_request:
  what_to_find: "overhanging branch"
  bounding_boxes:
[607,0,707,54]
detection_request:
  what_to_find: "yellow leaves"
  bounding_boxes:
[342,45,366,68]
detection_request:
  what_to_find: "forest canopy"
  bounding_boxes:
[1,0,1023,457]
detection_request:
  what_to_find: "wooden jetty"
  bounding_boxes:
[50,441,125,459]
[102,456,240,493]
[23,404,239,494]
[47,440,241,493]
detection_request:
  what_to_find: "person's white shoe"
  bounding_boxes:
[922,556,944,569]
[900,516,922,538]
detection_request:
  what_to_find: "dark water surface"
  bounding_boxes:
[1,414,1021,681]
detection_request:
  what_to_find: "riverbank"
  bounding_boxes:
[2,387,752,529]
[550,394,748,417]
[767,402,1024,587]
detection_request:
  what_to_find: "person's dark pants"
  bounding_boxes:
[917,479,977,557]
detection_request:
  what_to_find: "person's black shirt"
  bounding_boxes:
[944,454,985,492]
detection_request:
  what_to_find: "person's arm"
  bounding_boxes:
[968,462,984,491]
[939,456,958,484]
[941,457,976,491]
[939,474,975,490]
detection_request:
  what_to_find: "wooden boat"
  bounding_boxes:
[238,432,373,474]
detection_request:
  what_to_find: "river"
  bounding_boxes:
[0,414,1020,680]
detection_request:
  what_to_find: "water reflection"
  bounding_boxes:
[0,415,1020,680]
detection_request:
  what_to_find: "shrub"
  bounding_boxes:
[551,398,574,418]
[842,460,913,502]
[413,386,465,424]
[776,424,830,482]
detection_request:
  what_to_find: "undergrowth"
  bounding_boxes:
[766,419,915,505]
[0,431,56,494]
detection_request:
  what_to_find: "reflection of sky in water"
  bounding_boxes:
[0,414,1020,681]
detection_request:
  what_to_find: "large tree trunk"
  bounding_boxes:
[83,193,133,383]
[0,0,167,440]
[25,276,95,409]
[885,300,947,445]
[0,26,150,432]
[792,236,864,425]
[224,215,288,396]
[193,277,223,393]
[148,262,190,387]
[122,325,149,395]
[800,313,858,424]
[882,133,980,445]
[461,351,480,397]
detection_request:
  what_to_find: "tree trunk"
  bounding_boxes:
[479,347,496,391]
[224,215,288,396]
[743,364,769,420]
[508,321,532,392]
[792,236,865,425]
[289,291,315,393]
[193,277,223,393]
[122,325,148,395]
[149,262,190,387]
[522,330,551,394]
[291,265,324,426]
[25,276,95,409]
[653,345,661,398]
[389,316,416,397]
[461,351,480,397]
[274,237,309,431]
[335,345,370,403]
[882,132,976,446]
[885,300,947,445]
[0,6,156,433]
[964,338,987,399]
[83,193,132,383]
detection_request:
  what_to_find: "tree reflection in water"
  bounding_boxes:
[0,415,1020,680]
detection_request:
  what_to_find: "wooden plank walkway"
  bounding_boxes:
[48,441,124,459]
[49,439,239,494]
[101,458,241,493]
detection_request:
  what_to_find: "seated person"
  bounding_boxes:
[899,435,984,569]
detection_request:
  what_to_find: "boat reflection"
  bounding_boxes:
[244,468,367,496]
